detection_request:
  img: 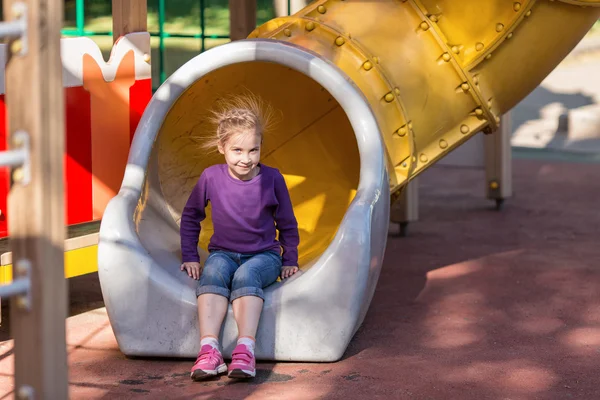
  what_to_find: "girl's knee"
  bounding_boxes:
[231,264,261,287]
[197,262,234,298]
[199,253,235,287]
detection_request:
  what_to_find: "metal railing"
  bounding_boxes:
[61,0,293,88]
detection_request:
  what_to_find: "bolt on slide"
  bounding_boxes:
[98,0,600,361]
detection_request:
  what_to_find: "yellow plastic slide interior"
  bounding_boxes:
[157,62,359,267]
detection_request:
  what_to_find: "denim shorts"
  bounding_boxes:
[197,250,282,302]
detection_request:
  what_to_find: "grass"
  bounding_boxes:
[590,20,600,36]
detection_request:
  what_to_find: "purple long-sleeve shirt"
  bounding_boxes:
[180,163,300,266]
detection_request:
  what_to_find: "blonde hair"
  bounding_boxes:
[202,92,278,152]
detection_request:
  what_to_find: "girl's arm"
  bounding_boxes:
[273,172,300,266]
[180,173,209,263]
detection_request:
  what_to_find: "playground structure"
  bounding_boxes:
[0,31,151,282]
[97,0,600,363]
[0,0,597,398]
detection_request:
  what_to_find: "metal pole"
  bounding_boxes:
[200,0,205,52]
[484,112,513,210]
[76,0,84,35]
[0,276,29,297]
[0,147,26,167]
[158,0,166,83]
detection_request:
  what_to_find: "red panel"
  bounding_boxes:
[0,95,8,237]
[65,86,93,225]
[129,78,152,143]
[0,79,149,238]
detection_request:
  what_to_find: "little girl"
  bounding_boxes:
[179,93,300,381]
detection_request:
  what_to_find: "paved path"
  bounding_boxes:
[511,34,600,153]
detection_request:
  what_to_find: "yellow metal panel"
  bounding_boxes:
[248,0,600,198]
[64,245,98,278]
[0,264,11,284]
[471,1,599,115]
[0,245,98,284]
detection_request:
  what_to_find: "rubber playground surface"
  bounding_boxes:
[1,156,600,399]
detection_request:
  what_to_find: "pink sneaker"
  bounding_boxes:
[190,345,227,381]
[227,344,256,378]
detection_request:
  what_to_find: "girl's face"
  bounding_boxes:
[218,129,262,181]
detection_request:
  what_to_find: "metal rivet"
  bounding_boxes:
[473,75,479,85]
[460,124,470,134]
[16,296,30,310]
[11,40,22,54]
[507,32,513,39]
[490,181,499,190]
[439,139,448,149]
[485,53,492,60]
[373,56,380,64]
[402,162,408,168]
[495,116,501,124]
[525,10,531,17]
[476,42,484,51]
[461,83,470,92]
[317,5,326,13]
[396,126,407,137]
[363,61,373,70]
[284,28,292,37]
[451,45,460,54]
[442,52,451,62]
[384,93,394,102]
[12,167,24,182]
[335,36,345,46]
[17,385,34,400]
[420,22,429,31]
[394,88,401,96]
[513,2,521,11]
[12,7,23,19]
[475,108,484,116]
[430,15,438,23]
[488,99,493,108]
[306,21,315,31]
[12,135,23,147]
[419,154,428,163]
[408,121,413,129]
[411,156,417,163]
[496,23,504,32]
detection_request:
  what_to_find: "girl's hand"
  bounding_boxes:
[281,266,299,279]
[181,262,202,280]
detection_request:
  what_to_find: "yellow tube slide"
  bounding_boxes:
[159,0,599,267]
[248,0,599,194]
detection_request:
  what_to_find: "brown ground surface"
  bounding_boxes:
[1,157,600,399]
